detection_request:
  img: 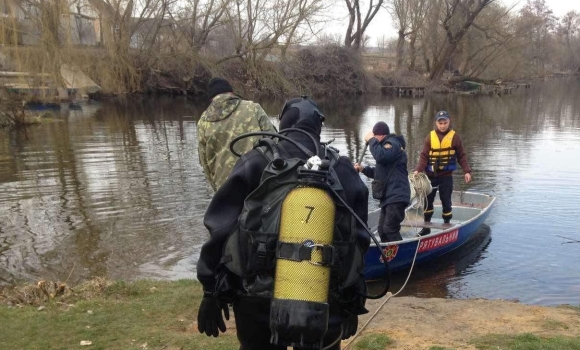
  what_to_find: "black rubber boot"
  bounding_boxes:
[418,211,434,236]
[443,212,453,224]
[418,227,431,236]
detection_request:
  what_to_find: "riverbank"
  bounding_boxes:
[1,279,579,349]
[357,295,580,349]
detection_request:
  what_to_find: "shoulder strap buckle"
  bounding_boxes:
[276,241,335,266]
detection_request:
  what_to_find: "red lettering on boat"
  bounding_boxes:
[418,229,459,253]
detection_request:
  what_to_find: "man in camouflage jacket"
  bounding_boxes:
[197,78,276,191]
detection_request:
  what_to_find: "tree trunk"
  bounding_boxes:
[428,0,492,81]
[409,33,417,70]
[565,34,573,70]
[396,30,405,69]
[429,41,459,80]
[344,0,356,48]
[424,57,430,73]
[459,39,470,75]
[420,36,430,72]
[344,0,383,50]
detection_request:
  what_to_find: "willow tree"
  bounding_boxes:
[0,0,72,100]
[85,0,175,92]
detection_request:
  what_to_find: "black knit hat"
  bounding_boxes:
[372,121,390,135]
[207,78,233,99]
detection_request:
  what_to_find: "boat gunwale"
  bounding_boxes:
[369,191,496,247]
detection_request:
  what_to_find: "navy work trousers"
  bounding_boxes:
[424,176,453,216]
[377,202,407,242]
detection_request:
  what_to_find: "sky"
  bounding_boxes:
[324,0,580,45]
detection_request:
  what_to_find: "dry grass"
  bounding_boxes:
[0,89,27,127]
[374,69,429,88]
[0,277,114,306]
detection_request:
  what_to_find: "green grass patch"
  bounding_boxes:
[0,279,239,350]
[471,333,580,349]
[354,333,393,350]
[557,304,580,311]
[541,319,570,331]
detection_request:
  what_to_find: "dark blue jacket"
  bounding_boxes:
[362,134,410,208]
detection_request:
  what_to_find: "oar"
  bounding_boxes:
[357,142,368,165]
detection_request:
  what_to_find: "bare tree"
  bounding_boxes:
[406,0,430,70]
[429,0,495,81]
[85,0,174,53]
[344,0,384,49]
[172,0,230,53]
[385,0,430,69]
[81,0,176,92]
[317,32,343,46]
[220,0,326,68]
[452,3,521,79]
[385,0,411,69]
[558,10,580,70]
[517,0,556,75]
[419,0,444,74]
[375,33,389,54]
[279,0,327,59]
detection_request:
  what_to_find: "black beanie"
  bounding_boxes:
[207,78,233,99]
[372,121,390,135]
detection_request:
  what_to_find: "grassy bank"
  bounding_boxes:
[0,279,239,350]
[2,279,580,350]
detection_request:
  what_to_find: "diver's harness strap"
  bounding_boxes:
[255,239,270,270]
[276,241,335,266]
[220,130,390,301]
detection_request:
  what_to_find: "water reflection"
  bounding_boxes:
[0,97,213,285]
[1,79,580,305]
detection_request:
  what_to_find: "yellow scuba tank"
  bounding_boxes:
[270,181,336,348]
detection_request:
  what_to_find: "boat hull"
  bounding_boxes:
[364,191,495,280]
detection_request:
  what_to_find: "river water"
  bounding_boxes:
[1,78,579,306]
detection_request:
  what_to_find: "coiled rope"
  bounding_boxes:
[408,172,433,211]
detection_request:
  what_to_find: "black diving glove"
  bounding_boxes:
[197,294,230,337]
[341,313,358,340]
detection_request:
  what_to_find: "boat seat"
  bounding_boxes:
[401,220,455,229]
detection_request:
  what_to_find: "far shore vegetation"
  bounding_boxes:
[2,279,580,350]
[0,1,578,112]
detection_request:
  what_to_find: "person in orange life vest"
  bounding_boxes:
[413,111,472,236]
